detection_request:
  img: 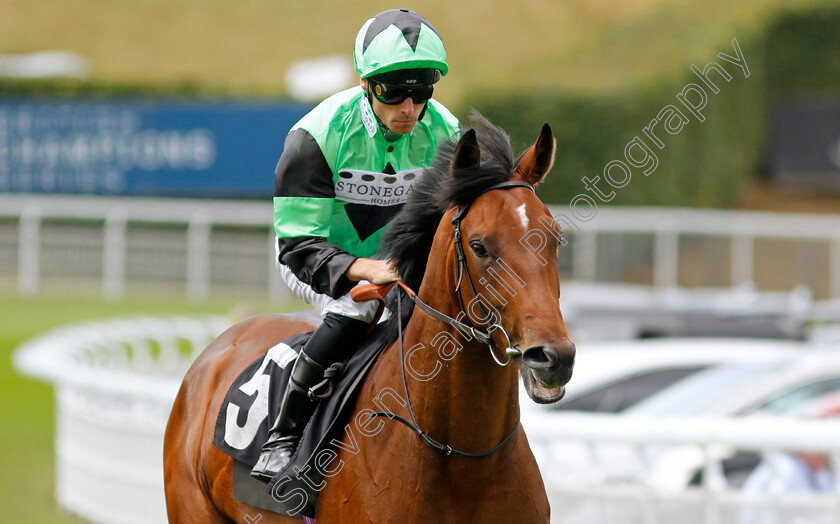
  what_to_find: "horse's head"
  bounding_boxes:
[444,121,574,404]
[384,114,574,404]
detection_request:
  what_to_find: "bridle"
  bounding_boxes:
[370,180,534,458]
[395,180,534,365]
[451,180,534,365]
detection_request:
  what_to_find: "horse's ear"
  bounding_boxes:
[451,129,481,172]
[514,123,555,186]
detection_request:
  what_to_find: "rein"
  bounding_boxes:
[370,180,534,458]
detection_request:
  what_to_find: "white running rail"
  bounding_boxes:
[523,410,840,524]
[14,315,840,524]
[3,194,840,301]
[14,315,229,524]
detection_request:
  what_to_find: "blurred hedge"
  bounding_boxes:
[468,65,764,208]
[464,5,840,207]
[764,4,840,103]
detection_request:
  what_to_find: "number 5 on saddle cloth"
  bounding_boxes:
[211,282,396,518]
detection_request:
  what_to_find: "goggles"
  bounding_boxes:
[369,79,434,105]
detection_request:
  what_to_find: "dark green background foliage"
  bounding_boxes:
[463,6,838,207]
[468,73,765,207]
[763,5,840,102]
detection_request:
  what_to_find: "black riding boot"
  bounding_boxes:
[250,351,323,482]
[250,313,370,482]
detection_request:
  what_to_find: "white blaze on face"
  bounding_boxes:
[516,203,529,229]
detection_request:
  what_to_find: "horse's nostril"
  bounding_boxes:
[522,342,575,369]
[522,346,556,368]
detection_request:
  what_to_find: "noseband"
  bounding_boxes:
[371,180,534,458]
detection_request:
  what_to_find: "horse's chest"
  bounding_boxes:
[317,450,549,523]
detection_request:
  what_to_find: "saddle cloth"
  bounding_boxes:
[213,321,393,519]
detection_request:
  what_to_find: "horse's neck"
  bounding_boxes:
[395,277,520,449]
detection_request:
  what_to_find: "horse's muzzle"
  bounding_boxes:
[521,340,575,388]
[517,340,575,404]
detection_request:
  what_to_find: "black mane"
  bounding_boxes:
[376,113,520,337]
[381,112,516,291]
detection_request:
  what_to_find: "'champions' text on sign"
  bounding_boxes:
[0,101,310,198]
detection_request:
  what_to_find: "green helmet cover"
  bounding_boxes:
[354,9,448,79]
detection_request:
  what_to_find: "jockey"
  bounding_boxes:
[251,9,460,482]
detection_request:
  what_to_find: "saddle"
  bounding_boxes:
[212,284,396,519]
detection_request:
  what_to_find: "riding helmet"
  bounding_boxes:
[353,9,448,80]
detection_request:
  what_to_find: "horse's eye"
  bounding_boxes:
[469,240,489,258]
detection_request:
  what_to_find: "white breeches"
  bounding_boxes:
[277,263,380,323]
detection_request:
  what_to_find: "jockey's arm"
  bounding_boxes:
[346,257,399,285]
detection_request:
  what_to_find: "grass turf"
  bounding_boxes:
[0,293,293,523]
[1,0,834,105]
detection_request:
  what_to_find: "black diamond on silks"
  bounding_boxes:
[363,9,440,52]
[344,203,404,242]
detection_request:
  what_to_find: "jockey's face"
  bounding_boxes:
[361,78,426,135]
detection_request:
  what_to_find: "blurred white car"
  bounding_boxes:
[628,350,840,418]
[533,338,803,414]
[629,351,840,491]
[523,340,840,493]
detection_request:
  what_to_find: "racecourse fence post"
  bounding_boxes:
[653,226,679,289]
[103,209,127,301]
[731,231,755,289]
[187,213,211,302]
[18,205,41,298]
[573,230,597,281]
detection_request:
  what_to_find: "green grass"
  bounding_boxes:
[1,0,836,108]
[0,293,298,523]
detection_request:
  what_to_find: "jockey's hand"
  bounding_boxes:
[346,258,399,285]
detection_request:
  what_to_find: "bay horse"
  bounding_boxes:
[164,114,575,523]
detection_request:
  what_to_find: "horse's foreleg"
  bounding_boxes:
[164,464,234,524]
